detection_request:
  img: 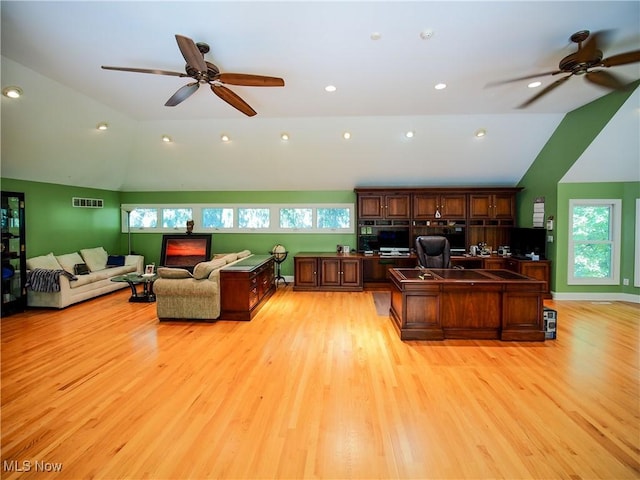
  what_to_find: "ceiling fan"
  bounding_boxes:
[102,34,285,116]
[488,30,640,108]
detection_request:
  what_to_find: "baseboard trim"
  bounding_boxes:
[551,291,640,303]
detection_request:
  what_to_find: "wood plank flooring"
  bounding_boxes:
[1,287,638,479]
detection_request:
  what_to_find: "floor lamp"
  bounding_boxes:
[123,209,132,255]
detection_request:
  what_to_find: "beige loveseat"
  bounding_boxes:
[154,250,252,321]
[26,247,144,308]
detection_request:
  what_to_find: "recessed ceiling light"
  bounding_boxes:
[420,30,434,40]
[474,129,486,138]
[528,81,542,88]
[281,133,289,141]
[161,134,173,143]
[343,132,351,140]
[405,130,414,138]
[96,122,108,131]
[370,32,381,40]
[325,85,337,93]
[434,83,447,90]
[2,86,23,99]
[221,134,230,142]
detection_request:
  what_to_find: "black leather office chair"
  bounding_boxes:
[415,236,451,268]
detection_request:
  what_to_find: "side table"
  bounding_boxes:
[111,273,158,302]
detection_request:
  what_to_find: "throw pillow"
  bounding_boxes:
[26,253,63,271]
[237,249,251,258]
[73,263,90,275]
[157,267,193,279]
[192,259,226,280]
[107,255,126,267]
[56,252,84,273]
[80,247,108,272]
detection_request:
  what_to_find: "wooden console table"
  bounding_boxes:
[220,255,275,320]
[389,267,545,341]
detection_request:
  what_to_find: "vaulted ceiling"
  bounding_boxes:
[1,1,639,191]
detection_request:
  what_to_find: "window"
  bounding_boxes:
[317,207,351,229]
[202,207,234,229]
[280,208,312,229]
[129,208,158,228]
[238,208,270,229]
[163,208,192,229]
[568,199,621,285]
[122,203,354,234]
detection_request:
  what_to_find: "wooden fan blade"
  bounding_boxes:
[165,82,199,107]
[211,85,257,116]
[485,70,561,88]
[175,34,207,73]
[585,70,629,90]
[102,66,187,77]
[602,50,640,67]
[217,73,285,87]
[517,75,572,108]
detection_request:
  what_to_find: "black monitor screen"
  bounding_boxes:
[510,227,546,259]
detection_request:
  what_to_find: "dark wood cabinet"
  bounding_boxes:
[413,193,466,219]
[294,256,318,288]
[469,193,515,220]
[355,187,520,256]
[362,255,417,288]
[1,191,26,317]
[294,253,363,291]
[220,255,275,320]
[358,193,410,219]
[504,258,551,298]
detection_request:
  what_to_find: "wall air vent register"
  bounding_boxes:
[72,197,104,208]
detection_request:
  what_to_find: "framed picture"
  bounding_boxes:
[160,234,212,272]
[145,264,155,275]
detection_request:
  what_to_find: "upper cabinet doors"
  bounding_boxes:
[413,193,466,220]
[358,193,411,219]
[469,193,515,219]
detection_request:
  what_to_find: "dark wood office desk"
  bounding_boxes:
[388,268,545,341]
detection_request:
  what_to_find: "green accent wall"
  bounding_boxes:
[0,180,356,277]
[1,178,122,256]
[517,83,639,295]
[556,182,639,295]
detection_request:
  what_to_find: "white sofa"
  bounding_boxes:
[26,247,144,308]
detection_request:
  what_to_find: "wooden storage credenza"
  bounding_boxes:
[220,254,275,320]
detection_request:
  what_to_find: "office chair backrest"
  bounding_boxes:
[415,235,451,268]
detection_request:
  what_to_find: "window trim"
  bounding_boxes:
[121,203,354,234]
[568,199,621,285]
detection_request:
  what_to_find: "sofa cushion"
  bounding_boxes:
[107,255,126,267]
[192,258,226,280]
[158,267,193,279]
[80,247,108,272]
[27,253,63,271]
[56,252,84,272]
[74,263,90,275]
[237,249,251,259]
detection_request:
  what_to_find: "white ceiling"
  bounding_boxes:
[1,1,639,191]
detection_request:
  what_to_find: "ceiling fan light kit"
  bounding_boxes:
[102,34,285,117]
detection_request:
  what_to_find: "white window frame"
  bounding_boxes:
[568,199,622,285]
[121,203,354,234]
[635,199,640,288]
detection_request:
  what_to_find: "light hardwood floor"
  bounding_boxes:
[1,287,638,479]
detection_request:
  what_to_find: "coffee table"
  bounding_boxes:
[111,273,158,303]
